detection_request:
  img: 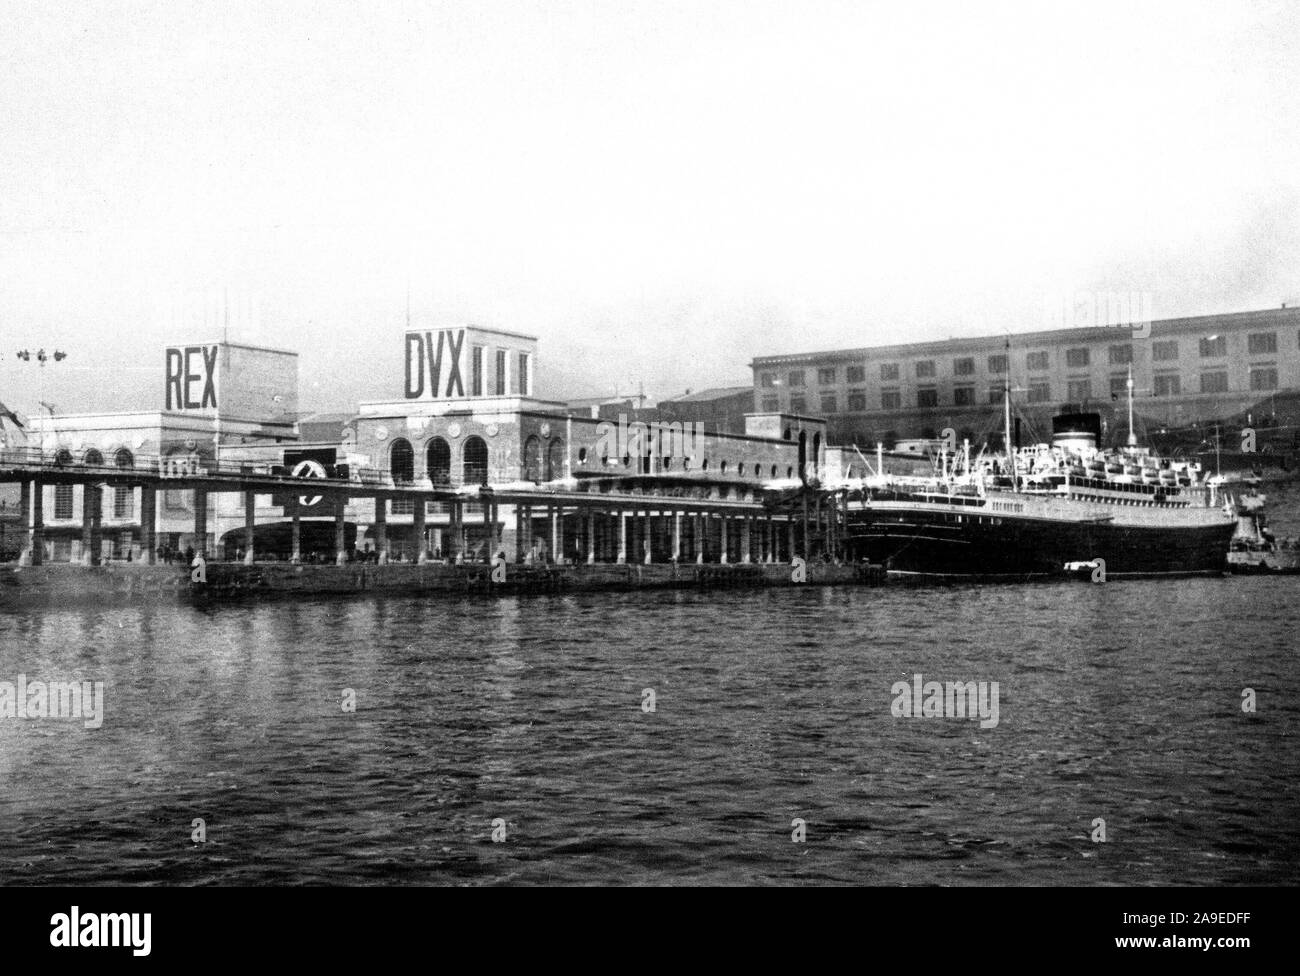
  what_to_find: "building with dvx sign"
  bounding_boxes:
[751,305,1300,453]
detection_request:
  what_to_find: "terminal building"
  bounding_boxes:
[751,306,1300,451]
[5,326,840,567]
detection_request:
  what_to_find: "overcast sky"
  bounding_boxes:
[3,0,1298,417]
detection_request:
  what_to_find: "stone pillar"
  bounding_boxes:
[617,510,627,564]
[515,504,525,563]
[551,506,562,563]
[80,484,95,565]
[672,511,682,562]
[374,496,389,564]
[450,500,463,563]
[788,517,796,560]
[413,496,428,563]
[140,484,156,564]
[335,496,347,564]
[486,499,497,560]
[194,490,208,558]
[695,513,705,564]
[741,514,752,563]
[243,490,256,564]
[290,512,302,564]
[720,515,729,564]
[586,509,596,564]
[643,509,653,564]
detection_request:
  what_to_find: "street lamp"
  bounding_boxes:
[13,350,69,456]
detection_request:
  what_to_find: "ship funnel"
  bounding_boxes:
[1052,412,1101,453]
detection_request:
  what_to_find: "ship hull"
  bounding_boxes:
[847,502,1236,580]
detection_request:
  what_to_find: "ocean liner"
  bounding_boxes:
[840,371,1238,580]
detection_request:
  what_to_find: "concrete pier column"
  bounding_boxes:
[334,496,347,564]
[742,514,752,563]
[140,484,156,564]
[243,490,256,564]
[549,506,561,563]
[194,490,208,558]
[486,499,497,560]
[695,513,705,564]
[643,509,653,564]
[80,484,95,565]
[450,500,463,563]
[720,515,729,564]
[290,512,302,564]
[515,504,525,563]
[586,509,596,564]
[787,517,796,560]
[413,496,428,563]
[20,479,43,566]
[672,511,682,562]
[617,510,627,564]
[374,496,389,564]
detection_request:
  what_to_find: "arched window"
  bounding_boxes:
[55,448,72,466]
[84,449,104,466]
[114,448,134,469]
[390,438,414,485]
[546,438,564,481]
[426,437,451,486]
[463,435,489,486]
[523,435,543,481]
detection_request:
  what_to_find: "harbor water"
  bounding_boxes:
[2,564,1298,886]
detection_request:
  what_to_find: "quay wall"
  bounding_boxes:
[0,560,883,605]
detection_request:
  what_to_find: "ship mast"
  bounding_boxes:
[1003,336,1015,491]
[1126,362,1137,448]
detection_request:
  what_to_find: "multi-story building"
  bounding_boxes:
[751,306,1300,450]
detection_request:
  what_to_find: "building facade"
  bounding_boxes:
[751,306,1300,450]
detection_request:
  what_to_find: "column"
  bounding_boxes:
[21,479,43,566]
[374,496,389,564]
[486,499,497,560]
[80,484,95,565]
[89,484,102,565]
[413,495,428,563]
[551,506,562,563]
[719,514,729,564]
[243,490,256,564]
[194,490,208,558]
[617,510,627,564]
[695,513,705,564]
[140,484,156,565]
[450,500,463,563]
[643,508,653,564]
[741,514,752,563]
[335,496,347,564]
[290,512,302,564]
[788,517,796,561]
[586,509,596,564]
[672,511,682,562]
[515,504,525,563]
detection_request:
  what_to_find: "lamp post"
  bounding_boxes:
[14,349,68,453]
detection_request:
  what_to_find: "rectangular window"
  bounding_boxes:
[54,484,74,520]
[817,367,837,385]
[788,370,805,387]
[988,354,1008,374]
[1152,340,1178,361]
[881,389,901,410]
[495,349,507,395]
[1248,332,1277,355]
[391,497,414,515]
[1027,382,1051,403]
[915,360,935,378]
[518,352,530,396]
[953,357,975,376]
[1250,367,1279,391]
[1200,371,1229,393]
[760,372,777,388]
[1110,375,1129,397]
[1067,379,1092,402]
[820,393,837,413]
[1066,348,1090,368]
[847,390,867,411]
[988,387,1003,405]
[761,396,779,412]
[1109,344,1133,365]
[846,365,866,383]
[1026,351,1050,371]
[114,486,133,519]
[789,395,807,413]
[472,346,483,397]
[880,363,899,381]
[1153,373,1181,396]
[953,386,974,406]
[1199,335,1227,358]
[917,387,938,408]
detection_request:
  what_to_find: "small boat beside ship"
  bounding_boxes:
[1226,490,1300,574]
